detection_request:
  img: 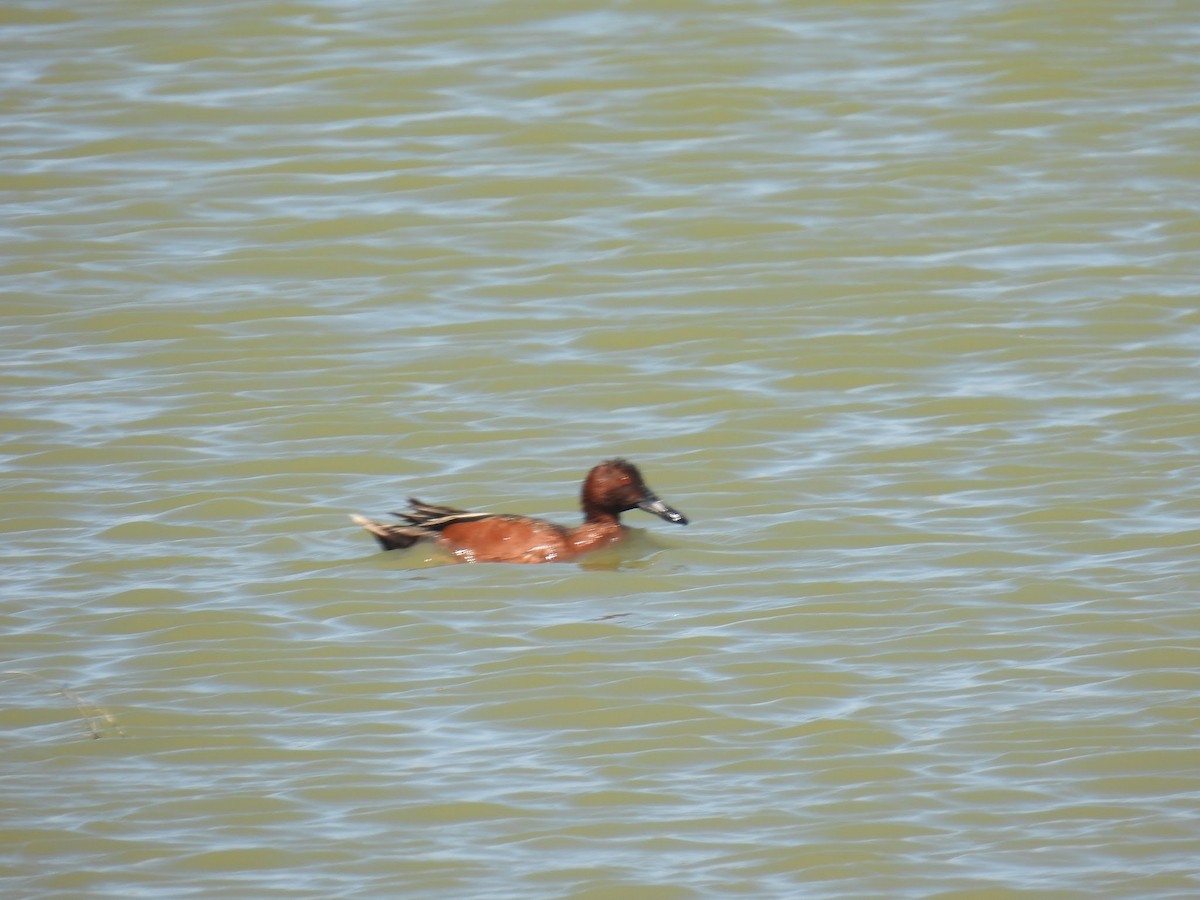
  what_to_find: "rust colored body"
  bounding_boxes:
[351,459,687,564]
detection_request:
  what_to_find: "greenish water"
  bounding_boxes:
[3,0,1199,897]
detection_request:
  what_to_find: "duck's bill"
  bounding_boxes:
[638,495,688,525]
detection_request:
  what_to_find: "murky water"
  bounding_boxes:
[4,0,1199,896]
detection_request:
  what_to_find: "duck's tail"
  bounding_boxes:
[349,514,428,551]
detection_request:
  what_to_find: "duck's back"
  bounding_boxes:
[438,514,573,563]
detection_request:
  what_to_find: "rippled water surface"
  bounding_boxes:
[4,0,1199,896]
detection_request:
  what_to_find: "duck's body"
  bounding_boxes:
[351,459,687,564]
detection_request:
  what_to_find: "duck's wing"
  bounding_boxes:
[353,498,501,551]
[392,498,495,530]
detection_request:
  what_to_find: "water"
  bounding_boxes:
[3,0,1199,896]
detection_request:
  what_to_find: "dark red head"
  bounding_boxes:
[581,459,688,525]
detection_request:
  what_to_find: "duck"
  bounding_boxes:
[351,458,687,564]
